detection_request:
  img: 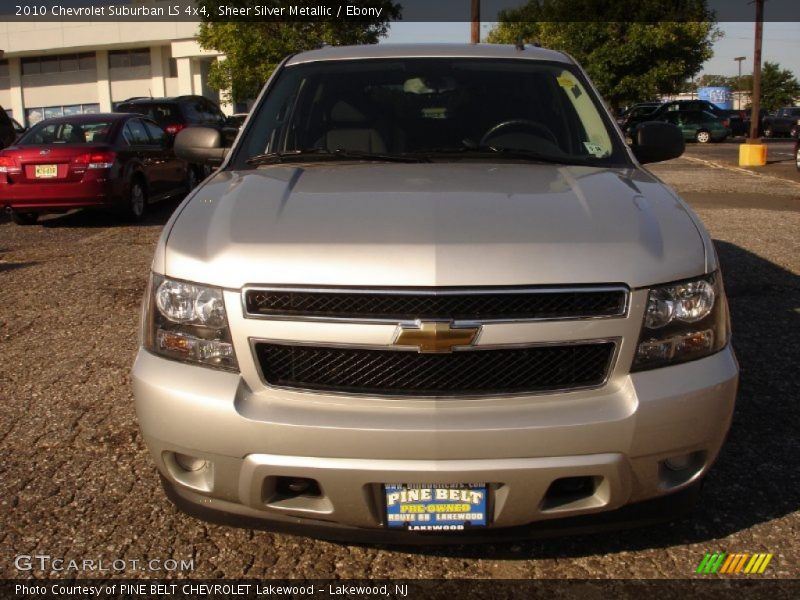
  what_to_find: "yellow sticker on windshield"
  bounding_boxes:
[557,75,575,88]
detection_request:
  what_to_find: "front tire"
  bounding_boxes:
[10,211,38,225]
[790,126,798,139]
[763,126,773,138]
[695,130,711,144]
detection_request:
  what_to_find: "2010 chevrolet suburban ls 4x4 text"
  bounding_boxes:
[132,44,738,542]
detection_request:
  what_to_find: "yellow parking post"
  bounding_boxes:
[739,141,767,166]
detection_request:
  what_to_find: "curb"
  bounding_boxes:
[681,156,800,190]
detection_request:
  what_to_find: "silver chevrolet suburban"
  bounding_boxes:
[132,44,738,541]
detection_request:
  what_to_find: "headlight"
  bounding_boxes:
[142,274,238,371]
[632,272,729,371]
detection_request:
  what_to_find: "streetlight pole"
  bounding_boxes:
[734,56,746,110]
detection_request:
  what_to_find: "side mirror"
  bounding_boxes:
[631,121,685,164]
[174,126,229,165]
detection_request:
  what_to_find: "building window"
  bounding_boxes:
[78,53,96,70]
[25,103,100,127]
[21,58,40,75]
[21,53,97,76]
[59,55,79,72]
[109,49,151,69]
[0,60,9,78]
[40,57,59,74]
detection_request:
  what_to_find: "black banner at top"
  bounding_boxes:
[0,0,798,22]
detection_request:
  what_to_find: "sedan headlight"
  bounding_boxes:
[632,272,729,371]
[142,274,238,371]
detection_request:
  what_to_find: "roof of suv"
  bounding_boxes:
[286,43,573,66]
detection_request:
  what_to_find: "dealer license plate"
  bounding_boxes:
[384,483,488,530]
[35,164,58,178]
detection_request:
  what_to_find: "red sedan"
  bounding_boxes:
[0,113,197,225]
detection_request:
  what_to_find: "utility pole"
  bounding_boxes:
[739,0,766,166]
[734,56,746,110]
[471,0,480,44]
[748,0,763,140]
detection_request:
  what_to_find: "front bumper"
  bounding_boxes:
[132,346,738,539]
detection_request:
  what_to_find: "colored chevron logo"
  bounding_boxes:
[696,553,774,574]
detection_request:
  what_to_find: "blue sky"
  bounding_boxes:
[383,21,800,78]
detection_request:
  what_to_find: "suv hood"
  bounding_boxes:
[163,163,707,289]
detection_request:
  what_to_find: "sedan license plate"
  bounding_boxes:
[384,483,487,530]
[35,164,58,178]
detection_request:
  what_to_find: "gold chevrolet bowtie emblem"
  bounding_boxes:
[393,321,480,353]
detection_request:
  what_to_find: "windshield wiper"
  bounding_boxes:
[415,145,595,166]
[246,148,430,165]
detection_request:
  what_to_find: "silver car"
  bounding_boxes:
[133,44,738,541]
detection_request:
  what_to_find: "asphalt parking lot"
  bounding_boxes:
[1,154,798,580]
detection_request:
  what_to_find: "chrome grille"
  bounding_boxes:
[244,286,627,321]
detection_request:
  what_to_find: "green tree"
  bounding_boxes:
[759,61,800,111]
[196,0,400,103]
[696,74,735,88]
[487,0,720,107]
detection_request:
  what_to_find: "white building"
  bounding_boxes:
[0,19,232,126]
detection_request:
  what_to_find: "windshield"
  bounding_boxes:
[233,58,629,168]
[17,120,114,145]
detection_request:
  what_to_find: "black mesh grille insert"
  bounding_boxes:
[244,288,626,321]
[255,342,615,396]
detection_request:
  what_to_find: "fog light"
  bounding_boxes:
[174,453,208,472]
[664,453,693,471]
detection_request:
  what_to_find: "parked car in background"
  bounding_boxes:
[625,100,734,136]
[116,95,239,180]
[761,107,800,138]
[680,111,729,143]
[616,102,661,127]
[0,113,192,224]
[115,95,239,145]
[639,110,730,143]
[0,107,17,149]
[721,110,748,137]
